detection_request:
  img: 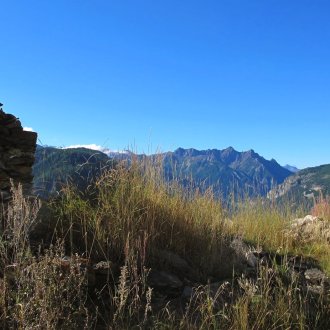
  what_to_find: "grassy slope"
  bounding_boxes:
[1,158,329,329]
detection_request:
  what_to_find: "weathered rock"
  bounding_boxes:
[306,285,324,295]
[92,260,120,287]
[93,261,119,276]
[200,238,258,280]
[304,268,328,285]
[287,255,318,272]
[287,215,330,243]
[230,238,259,269]
[155,249,199,281]
[148,270,183,296]
[304,268,330,296]
[182,286,195,299]
[291,215,319,227]
[0,108,37,209]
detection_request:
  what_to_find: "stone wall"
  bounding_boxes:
[0,107,37,202]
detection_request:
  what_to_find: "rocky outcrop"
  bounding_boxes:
[0,107,37,203]
[285,215,330,243]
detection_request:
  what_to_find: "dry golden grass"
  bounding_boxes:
[312,195,330,220]
[0,159,329,329]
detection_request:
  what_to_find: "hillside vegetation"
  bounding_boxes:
[1,158,329,329]
[33,146,115,198]
[269,164,330,206]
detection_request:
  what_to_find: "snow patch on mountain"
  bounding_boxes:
[63,144,129,157]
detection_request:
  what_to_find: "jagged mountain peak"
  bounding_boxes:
[161,146,293,198]
[33,145,294,200]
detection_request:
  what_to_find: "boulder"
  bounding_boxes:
[92,260,120,287]
[200,237,259,280]
[182,286,195,299]
[230,238,259,269]
[304,268,330,296]
[287,215,330,243]
[147,270,183,296]
[0,109,37,207]
[304,268,328,285]
[154,249,199,281]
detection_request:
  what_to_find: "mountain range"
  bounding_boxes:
[159,147,292,198]
[33,145,294,199]
[268,164,330,204]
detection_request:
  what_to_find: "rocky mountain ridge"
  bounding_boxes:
[268,164,330,204]
[159,147,292,198]
[33,145,293,199]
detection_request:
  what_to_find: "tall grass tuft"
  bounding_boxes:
[53,157,229,279]
[312,194,330,220]
[0,157,329,329]
[0,184,93,329]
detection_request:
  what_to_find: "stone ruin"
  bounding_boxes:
[0,105,37,205]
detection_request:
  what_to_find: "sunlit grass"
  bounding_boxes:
[1,157,329,329]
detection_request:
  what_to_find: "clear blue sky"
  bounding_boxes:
[1,0,329,168]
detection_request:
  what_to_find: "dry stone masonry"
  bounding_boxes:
[0,106,37,203]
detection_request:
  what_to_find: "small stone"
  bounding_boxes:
[93,260,119,276]
[148,270,183,289]
[182,286,194,299]
[156,249,199,280]
[230,238,259,269]
[305,268,327,284]
[208,281,231,298]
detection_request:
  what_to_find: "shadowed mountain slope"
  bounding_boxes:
[160,147,292,198]
[268,163,330,204]
[33,146,115,198]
